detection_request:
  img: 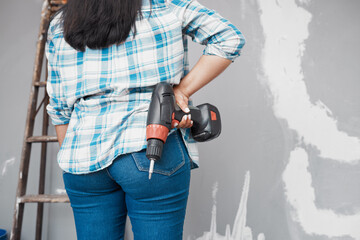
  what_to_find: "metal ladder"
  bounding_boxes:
[11,1,68,239]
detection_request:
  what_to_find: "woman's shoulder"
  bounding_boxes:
[168,0,193,7]
[167,0,194,19]
[168,0,192,4]
[48,11,64,39]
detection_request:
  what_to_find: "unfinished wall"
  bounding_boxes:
[1,0,359,239]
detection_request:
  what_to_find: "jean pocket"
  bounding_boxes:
[131,131,186,176]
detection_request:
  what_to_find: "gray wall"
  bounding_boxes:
[1,0,359,239]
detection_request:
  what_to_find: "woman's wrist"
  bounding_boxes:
[178,54,232,97]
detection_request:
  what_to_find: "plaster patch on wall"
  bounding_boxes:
[193,171,265,240]
[257,0,360,163]
[257,0,360,239]
[283,148,360,239]
[1,157,16,177]
[297,0,311,5]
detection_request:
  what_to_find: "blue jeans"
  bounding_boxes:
[62,130,191,240]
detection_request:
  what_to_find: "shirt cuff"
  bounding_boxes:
[46,104,71,125]
[203,44,242,63]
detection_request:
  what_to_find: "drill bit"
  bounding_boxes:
[148,159,155,179]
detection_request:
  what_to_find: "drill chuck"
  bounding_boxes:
[146,138,164,161]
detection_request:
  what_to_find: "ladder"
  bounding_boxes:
[11,0,68,239]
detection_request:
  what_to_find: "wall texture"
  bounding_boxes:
[1,0,359,239]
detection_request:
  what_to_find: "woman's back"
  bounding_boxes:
[46,0,245,174]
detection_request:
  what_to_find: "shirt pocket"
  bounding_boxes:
[131,131,186,176]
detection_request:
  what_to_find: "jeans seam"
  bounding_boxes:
[177,130,192,171]
[179,129,195,166]
[105,168,116,181]
[131,152,146,172]
[174,131,186,169]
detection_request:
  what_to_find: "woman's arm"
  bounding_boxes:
[46,19,73,145]
[173,55,232,128]
[175,54,232,100]
[55,124,69,147]
[169,0,245,128]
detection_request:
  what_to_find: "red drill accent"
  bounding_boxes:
[211,111,217,121]
[171,119,180,129]
[171,112,180,128]
[146,124,169,142]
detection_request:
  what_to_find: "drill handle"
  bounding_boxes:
[173,105,202,127]
[173,104,221,142]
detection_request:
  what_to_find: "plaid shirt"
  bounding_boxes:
[45,0,245,174]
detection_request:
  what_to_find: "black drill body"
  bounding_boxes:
[146,82,221,162]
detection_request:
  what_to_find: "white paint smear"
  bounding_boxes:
[55,188,67,194]
[257,233,265,240]
[257,0,360,163]
[1,157,16,176]
[212,182,219,203]
[194,172,265,240]
[283,148,360,239]
[258,0,360,238]
[41,0,47,17]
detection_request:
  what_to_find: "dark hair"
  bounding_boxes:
[54,0,151,52]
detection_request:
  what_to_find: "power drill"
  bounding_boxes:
[146,82,221,179]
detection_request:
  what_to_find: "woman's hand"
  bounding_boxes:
[55,124,69,147]
[173,85,193,129]
[172,55,232,129]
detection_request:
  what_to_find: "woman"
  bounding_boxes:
[45,0,245,239]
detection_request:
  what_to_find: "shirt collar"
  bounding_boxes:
[142,0,167,11]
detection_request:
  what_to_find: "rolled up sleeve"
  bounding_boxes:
[45,26,72,125]
[170,0,245,62]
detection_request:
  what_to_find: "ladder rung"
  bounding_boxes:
[34,82,47,87]
[50,0,66,5]
[27,136,58,143]
[18,194,69,203]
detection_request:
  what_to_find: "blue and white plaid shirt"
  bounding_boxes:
[45,0,245,174]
